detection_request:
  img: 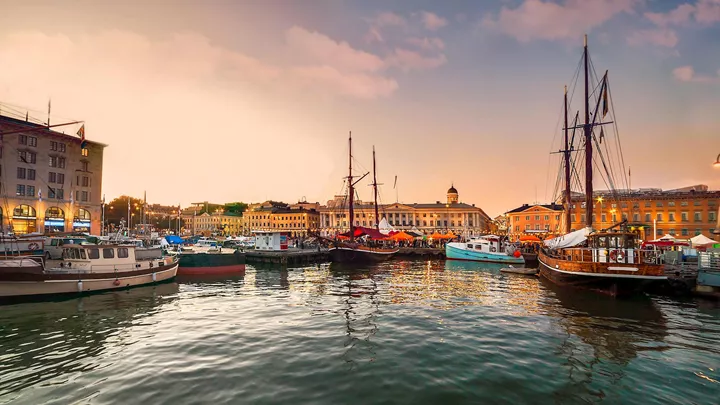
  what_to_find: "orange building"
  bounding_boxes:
[569,184,719,240]
[506,203,564,240]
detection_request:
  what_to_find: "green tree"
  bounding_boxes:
[105,195,145,226]
[224,202,248,215]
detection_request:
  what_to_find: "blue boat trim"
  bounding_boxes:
[445,244,524,264]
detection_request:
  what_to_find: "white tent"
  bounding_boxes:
[544,227,591,249]
[378,217,396,235]
[690,234,718,246]
[657,234,676,241]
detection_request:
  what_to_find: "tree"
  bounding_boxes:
[224,202,248,215]
[105,195,145,226]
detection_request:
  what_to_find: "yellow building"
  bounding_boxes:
[243,201,320,236]
[319,185,491,236]
[181,211,243,236]
[0,113,106,235]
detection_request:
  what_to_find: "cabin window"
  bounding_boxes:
[103,248,115,259]
[467,244,473,249]
[118,248,129,258]
[51,239,59,246]
[475,245,483,250]
[79,250,86,259]
[88,248,99,259]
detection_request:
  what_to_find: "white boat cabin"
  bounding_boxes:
[465,236,510,255]
[50,245,171,273]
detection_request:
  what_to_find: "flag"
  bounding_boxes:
[47,99,51,125]
[602,85,609,117]
[599,128,604,144]
[38,189,42,201]
[77,124,87,149]
[628,167,631,177]
[393,175,397,189]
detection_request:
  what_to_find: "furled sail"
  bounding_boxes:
[544,227,590,249]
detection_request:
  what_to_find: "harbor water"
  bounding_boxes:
[1,260,719,404]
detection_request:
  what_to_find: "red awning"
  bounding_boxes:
[338,226,387,239]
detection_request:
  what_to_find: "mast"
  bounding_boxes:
[348,131,355,242]
[583,34,593,228]
[564,85,571,233]
[372,146,379,230]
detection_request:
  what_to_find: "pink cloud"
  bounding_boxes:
[627,28,679,47]
[694,0,720,24]
[284,26,385,73]
[364,27,384,44]
[386,48,447,71]
[645,1,720,26]
[406,37,445,50]
[482,0,638,42]
[373,11,407,27]
[672,65,720,82]
[420,11,448,30]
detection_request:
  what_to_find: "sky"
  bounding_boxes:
[0,0,718,217]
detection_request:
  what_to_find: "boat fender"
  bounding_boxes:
[67,262,72,268]
[610,250,624,262]
[150,262,154,268]
[152,272,156,282]
[113,279,121,286]
[490,247,497,252]
[77,280,83,292]
[513,250,521,258]
[60,262,65,268]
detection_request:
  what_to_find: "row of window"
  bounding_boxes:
[656,229,717,236]
[16,168,36,180]
[579,211,717,223]
[573,200,716,209]
[20,136,86,156]
[332,212,477,219]
[9,204,91,220]
[516,215,561,221]
[17,151,91,171]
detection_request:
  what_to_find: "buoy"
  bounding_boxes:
[77,280,83,292]
[113,279,121,286]
[513,250,522,258]
[152,272,156,282]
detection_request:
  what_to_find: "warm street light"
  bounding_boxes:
[714,153,720,168]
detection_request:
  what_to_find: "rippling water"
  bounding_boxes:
[1,260,719,404]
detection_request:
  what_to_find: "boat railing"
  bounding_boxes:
[545,247,663,265]
[699,252,720,270]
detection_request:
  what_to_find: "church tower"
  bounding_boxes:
[447,184,459,205]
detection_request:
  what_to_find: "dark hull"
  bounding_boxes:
[522,252,538,267]
[177,250,246,275]
[328,247,397,263]
[538,260,654,297]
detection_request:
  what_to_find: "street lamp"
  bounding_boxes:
[714,153,720,168]
[596,197,604,226]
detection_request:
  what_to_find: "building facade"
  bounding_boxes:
[319,186,491,236]
[506,204,564,240]
[569,185,719,240]
[181,211,243,236]
[243,200,320,236]
[0,114,105,235]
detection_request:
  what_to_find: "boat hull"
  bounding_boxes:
[328,247,397,263]
[177,250,246,275]
[538,251,665,297]
[0,262,179,298]
[446,244,524,264]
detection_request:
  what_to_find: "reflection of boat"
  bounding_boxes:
[538,36,665,296]
[0,244,178,300]
[328,133,398,263]
[446,235,524,264]
[0,282,179,395]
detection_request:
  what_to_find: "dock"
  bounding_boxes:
[244,248,329,265]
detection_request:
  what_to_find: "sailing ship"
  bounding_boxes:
[537,35,666,296]
[328,132,398,263]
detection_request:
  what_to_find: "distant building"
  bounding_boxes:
[506,203,564,240]
[319,185,491,236]
[0,113,106,235]
[243,200,320,236]
[180,202,243,235]
[569,184,719,240]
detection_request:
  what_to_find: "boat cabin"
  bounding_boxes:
[45,237,88,259]
[560,231,658,264]
[465,236,505,254]
[51,245,170,273]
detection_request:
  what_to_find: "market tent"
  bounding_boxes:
[443,231,455,239]
[519,235,541,242]
[339,226,387,240]
[428,231,444,239]
[657,234,676,241]
[690,234,718,246]
[378,218,395,235]
[390,231,414,241]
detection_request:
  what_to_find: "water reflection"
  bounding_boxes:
[0,282,179,399]
[541,279,668,402]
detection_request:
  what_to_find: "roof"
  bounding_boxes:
[506,203,564,214]
[0,114,108,147]
[447,184,458,194]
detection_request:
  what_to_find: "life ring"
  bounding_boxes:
[28,242,40,251]
[609,250,624,262]
[490,247,497,252]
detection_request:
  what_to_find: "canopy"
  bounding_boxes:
[164,235,184,244]
[378,217,395,235]
[443,231,455,239]
[690,234,718,246]
[658,234,676,241]
[519,235,541,242]
[390,231,414,241]
[339,226,387,240]
[544,227,590,249]
[428,231,444,239]
[642,240,689,248]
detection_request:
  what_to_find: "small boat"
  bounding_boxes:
[174,245,246,275]
[500,266,538,275]
[446,235,524,264]
[328,243,397,263]
[0,244,179,299]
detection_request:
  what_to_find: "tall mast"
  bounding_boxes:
[348,131,355,242]
[583,34,593,228]
[372,146,379,230]
[564,85,571,233]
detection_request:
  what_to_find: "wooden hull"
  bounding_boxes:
[177,250,246,275]
[328,246,397,263]
[538,250,666,297]
[0,262,179,298]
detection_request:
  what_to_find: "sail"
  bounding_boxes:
[378,217,395,235]
[544,227,590,249]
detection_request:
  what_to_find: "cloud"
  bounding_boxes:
[373,11,407,28]
[627,28,679,47]
[645,0,720,26]
[420,11,448,30]
[285,26,385,73]
[672,65,720,82]
[386,48,447,71]
[482,0,639,42]
[406,37,445,50]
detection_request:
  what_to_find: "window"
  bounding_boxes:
[644,202,651,208]
[535,224,540,230]
[555,215,560,220]
[681,212,688,221]
[694,200,701,206]
[681,201,688,206]
[622,213,628,221]
[17,167,26,179]
[118,248,129,258]
[694,212,702,222]
[82,176,89,187]
[711,212,717,222]
[695,229,702,236]
[81,161,89,171]
[645,213,651,222]
[102,248,115,259]
[16,185,25,196]
[669,228,675,235]
[525,215,530,220]
[633,213,639,221]
[81,148,89,157]
[49,172,56,183]
[19,135,27,145]
[657,228,664,235]
[525,224,530,230]
[59,143,66,153]
[58,173,64,184]
[48,187,56,199]
[544,215,549,220]
[28,136,37,147]
[581,214,586,222]
[657,213,663,221]
[28,169,35,180]
[668,201,676,207]
[27,186,35,197]
[535,215,540,220]
[669,213,675,221]
[601,214,606,222]
[515,226,520,231]
[59,157,66,168]
[51,141,58,151]
[49,156,58,167]
[18,150,36,163]
[681,228,688,236]
[621,202,628,208]
[656,202,663,207]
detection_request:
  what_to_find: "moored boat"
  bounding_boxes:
[446,235,524,264]
[0,243,179,299]
[328,243,397,263]
[175,246,246,275]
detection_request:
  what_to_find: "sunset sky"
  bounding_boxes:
[1,0,718,217]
